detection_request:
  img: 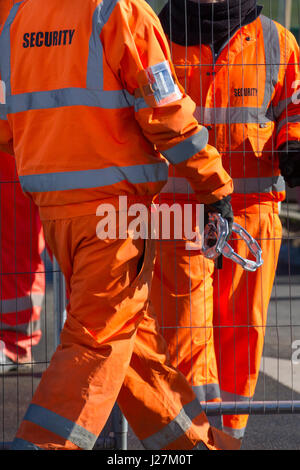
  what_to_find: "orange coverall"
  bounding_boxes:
[0,0,240,450]
[151,6,300,439]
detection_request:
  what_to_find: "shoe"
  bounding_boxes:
[0,350,32,375]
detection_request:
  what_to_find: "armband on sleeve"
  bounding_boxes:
[135,60,182,108]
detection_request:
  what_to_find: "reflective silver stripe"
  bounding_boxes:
[192,384,221,402]
[260,15,281,113]
[1,319,41,336]
[194,106,272,125]
[11,438,44,450]
[222,425,246,439]
[23,404,98,449]
[277,114,300,134]
[134,96,148,112]
[221,390,253,402]
[141,398,203,449]
[161,176,194,194]
[0,293,44,314]
[272,96,293,120]
[161,128,208,165]
[207,415,223,430]
[19,161,168,193]
[6,88,134,114]
[233,175,285,194]
[86,0,121,89]
[161,175,285,195]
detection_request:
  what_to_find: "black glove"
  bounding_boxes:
[204,195,234,239]
[278,141,300,188]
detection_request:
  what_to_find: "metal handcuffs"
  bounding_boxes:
[201,213,263,272]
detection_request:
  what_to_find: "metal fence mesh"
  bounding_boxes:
[0,0,300,451]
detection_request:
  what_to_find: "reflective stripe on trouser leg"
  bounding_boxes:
[12,212,155,449]
[117,305,240,450]
[213,209,282,439]
[192,385,222,430]
[149,231,224,432]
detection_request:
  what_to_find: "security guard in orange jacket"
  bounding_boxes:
[151,0,300,439]
[0,0,241,450]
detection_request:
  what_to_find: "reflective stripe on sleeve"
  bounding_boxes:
[19,161,168,193]
[161,128,208,165]
[0,294,44,314]
[22,404,98,449]
[141,398,203,449]
[272,97,294,120]
[276,114,300,134]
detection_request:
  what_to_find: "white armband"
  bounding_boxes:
[136,60,182,108]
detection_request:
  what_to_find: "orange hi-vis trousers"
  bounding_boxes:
[150,197,222,429]
[213,202,282,439]
[12,207,240,450]
[151,199,282,439]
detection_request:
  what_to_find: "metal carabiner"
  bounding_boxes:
[201,213,263,272]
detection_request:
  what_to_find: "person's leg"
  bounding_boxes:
[11,213,150,449]
[118,302,239,450]
[213,207,282,439]
[11,211,240,450]
[150,239,221,428]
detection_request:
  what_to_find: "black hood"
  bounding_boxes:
[159,0,263,48]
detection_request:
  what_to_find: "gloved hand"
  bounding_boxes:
[204,195,234,240]
[278,141,300,188]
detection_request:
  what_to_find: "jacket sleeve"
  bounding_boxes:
[272,28,300,150]
[100,0,233,204]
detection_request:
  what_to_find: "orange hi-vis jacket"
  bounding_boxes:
[160,15,300,207]
[0,0,232,220]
